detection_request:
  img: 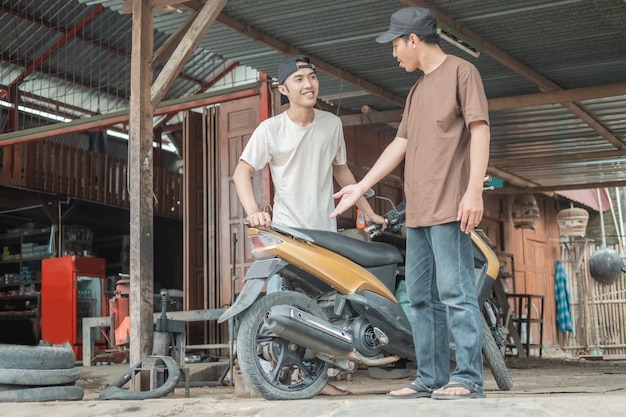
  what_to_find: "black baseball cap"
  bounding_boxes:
[376,7,437,43]
[277,55,316,105]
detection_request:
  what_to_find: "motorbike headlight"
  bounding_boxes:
[249,231,283,260]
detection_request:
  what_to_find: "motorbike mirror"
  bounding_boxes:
[363,189,376,200]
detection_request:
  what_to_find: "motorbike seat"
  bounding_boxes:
[291,227,403,268]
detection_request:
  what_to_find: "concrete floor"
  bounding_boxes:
[3,354,626,417]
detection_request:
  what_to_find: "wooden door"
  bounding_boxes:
[522,232,556,346]
[218,95,262,309]
[183,109,213,344]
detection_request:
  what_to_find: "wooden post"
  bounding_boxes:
[129,0,155,364]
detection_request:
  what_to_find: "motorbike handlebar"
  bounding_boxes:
[364,200,406,238]
[363,222,383,237]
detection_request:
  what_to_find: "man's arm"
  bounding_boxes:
[457,120,490,233]
[330,136,407,218]
[232,160,271,227]
[332,164,386,226]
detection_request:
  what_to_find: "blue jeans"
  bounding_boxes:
[405,223,484,393]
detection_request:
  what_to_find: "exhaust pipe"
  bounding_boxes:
[264,305,354,357]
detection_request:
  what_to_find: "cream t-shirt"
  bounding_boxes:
[240,109,347,231]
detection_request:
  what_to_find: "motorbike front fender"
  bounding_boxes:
[217,258,286,323]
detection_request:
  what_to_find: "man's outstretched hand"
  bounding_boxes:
[330,184,363,218]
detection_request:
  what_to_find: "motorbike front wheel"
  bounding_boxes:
[482,317,514,391]
[236,290,331,400]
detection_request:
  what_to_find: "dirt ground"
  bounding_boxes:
[4,354,626,417]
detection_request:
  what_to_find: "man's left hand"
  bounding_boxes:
[457,190,483,234]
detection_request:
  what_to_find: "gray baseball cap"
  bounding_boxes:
[376,7,437,43]
[277,55,316,105]
[277,55,316,85]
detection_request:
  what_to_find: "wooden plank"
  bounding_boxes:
[78,149,87,199]
[602,354,626,361]
[69,146,77,195]
[1,145,10,185]
[120,159,127,207]
[182,109,205,344]
[45,142,52,191]
[489,82,626,111]
[58,145,69,194]
[88,153,96,200]
[97,153,105,201]
[151,7,198,67]
[37,141,45,189]
[24,143,36,188]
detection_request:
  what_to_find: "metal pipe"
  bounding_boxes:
[605,188,623,252]
[597,189,606,247]
[616,187,625,256]
[0,204,44,215]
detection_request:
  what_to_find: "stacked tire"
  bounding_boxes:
[0,344,84,402]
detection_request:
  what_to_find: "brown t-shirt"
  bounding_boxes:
[397,55,489,228]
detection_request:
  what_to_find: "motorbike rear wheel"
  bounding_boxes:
[482,317,513,391]
[237,290,330,400]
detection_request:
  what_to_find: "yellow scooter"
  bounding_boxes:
[219,199,512,400]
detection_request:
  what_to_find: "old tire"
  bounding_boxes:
[0,385,84,402]
[237,291,330,400]
[482,318,513,391]
[0,344,75,370]
[0,368,80,386]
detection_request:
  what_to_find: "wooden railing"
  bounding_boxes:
[0,141,182,218]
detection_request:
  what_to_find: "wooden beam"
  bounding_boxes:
[486,166,542,189]
[151,9,199,68]
[561,102,626,149]
[489,82,626,111]
[490,180,626,195]
[128,0,155,364]
[124,0,192,11]
[340,82,626,127]
[340,82,626,129]
[150,0,227,108]
[149,0,192,8]
[490,149,626,167]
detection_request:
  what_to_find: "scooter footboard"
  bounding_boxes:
[346,291,416,360]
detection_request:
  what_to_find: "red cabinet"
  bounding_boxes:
[41,256,107,360]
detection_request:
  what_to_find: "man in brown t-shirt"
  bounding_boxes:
[330,7,490,400]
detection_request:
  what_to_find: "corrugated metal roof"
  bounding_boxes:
[556,189,611,212]
[1,0,626,194]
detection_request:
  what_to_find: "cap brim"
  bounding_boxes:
[376,31,402,43]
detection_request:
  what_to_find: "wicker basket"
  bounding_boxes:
[556,205,589,237]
